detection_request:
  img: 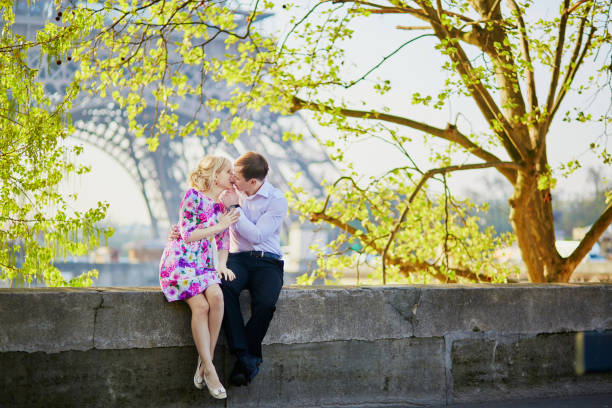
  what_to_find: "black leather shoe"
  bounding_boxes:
[242,354,262,383]
[247,363,259,383]
[229,360,248,387]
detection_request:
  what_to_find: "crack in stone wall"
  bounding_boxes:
[92,291,105,350]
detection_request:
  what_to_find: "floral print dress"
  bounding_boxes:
[159,189,229,302]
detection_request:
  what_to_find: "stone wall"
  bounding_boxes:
[0,285,611,407]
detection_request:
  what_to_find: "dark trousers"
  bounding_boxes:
[221,252,284,360]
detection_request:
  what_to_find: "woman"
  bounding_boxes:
[159,155,239,399]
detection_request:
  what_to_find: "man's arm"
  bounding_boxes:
[232,195,287,245]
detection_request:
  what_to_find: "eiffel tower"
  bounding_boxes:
[11,0,334,239]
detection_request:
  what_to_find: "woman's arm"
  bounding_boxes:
[216,249,235,281]
[183,222,225,243]
[218,249,228,268]
[183,209,240,244]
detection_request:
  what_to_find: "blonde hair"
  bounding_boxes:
[189,155,231,192]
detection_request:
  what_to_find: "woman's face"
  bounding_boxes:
[215,163,234,189]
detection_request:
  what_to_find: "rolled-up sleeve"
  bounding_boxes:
[233,195,288,245]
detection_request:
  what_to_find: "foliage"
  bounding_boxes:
[70,0,277,148]
[69,0,523,283]
[0,1,111,287]
[19,0,612,283]
[258,0,612,282]
[289,170,517,284]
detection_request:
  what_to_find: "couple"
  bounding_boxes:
[158,152,287,399]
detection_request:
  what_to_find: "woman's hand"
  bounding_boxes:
[168,225,180,240]
[217,266,236,281]
[218,209,239,228]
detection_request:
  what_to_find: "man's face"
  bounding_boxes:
[231,165,250,192]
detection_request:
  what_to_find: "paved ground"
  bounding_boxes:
[450,394,612,408]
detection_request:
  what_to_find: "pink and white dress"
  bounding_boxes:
[159,189,228,302]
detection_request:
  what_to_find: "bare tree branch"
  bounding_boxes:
[278,0,333,54]
[396,25,431,30]
[416,1,529,163]
[561,202,612,281]
[537,16,595,166]
[309,209,496,283]
[315,175,388,219]
[566,0,591,16]
[507,0,538,113]
[324,0,529,163]
[463,1,531,151]
[548,25,596,132]
[333,0,475,24]
[290,96,518,182]
[347,33,435,88]
[486,0,502,20]
[381,161,524,280]
[331,0,429,19]
[396,259,494,283]
[545,0,571,117]
[309,211,390,258]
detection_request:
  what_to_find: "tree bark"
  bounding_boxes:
[509,170,561,282]
[510,168,612,282]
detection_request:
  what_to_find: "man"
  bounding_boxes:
[218,151,288,386]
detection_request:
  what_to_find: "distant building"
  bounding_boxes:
[572,226,590,240]
[600,235,612,259]
[90,247,120,263]
[572,225,612,259]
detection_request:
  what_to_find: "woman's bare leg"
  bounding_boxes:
[204,284,224,358]
[185,294,222,390]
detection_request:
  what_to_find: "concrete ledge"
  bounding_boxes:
[1,284,611,407]
[0,289,102,353]
[3,285,610,353]
[267,286,418,344]
[412,285,612,337]
[93,288,192,350]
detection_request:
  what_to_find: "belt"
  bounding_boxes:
[240,251,281,260]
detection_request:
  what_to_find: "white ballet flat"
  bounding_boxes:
[203,372,227,399]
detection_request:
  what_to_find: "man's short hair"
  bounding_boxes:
[235,151,269,181]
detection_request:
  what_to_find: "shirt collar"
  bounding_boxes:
[244,180,271,200]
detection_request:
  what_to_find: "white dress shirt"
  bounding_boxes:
[230,181,288,256]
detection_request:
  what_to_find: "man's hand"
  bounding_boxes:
[168,225,180,241]
[217,266,236,281]
[220,187,239,207]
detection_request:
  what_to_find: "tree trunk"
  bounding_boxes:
[509,166,612,282]
[509,171,565,282]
